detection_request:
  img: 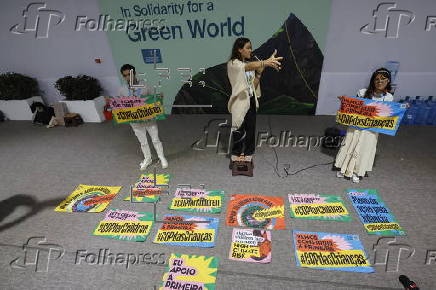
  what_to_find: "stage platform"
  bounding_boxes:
[1,115,435,289]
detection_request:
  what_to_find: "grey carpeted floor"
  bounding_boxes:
[0,115,435,290]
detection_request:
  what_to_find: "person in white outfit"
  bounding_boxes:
[118,64,168,170]
[334,68,394,183]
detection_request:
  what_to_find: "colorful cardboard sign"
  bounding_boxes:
[55,184,121,212]
[288,194,351,222]
[292,231,373,273]
[160,253,218,290]
[169,189,224,213]
[336,96,406,136]
[226,194,286,230]
[124,173,170,203]
[229,228,271,263]
[93,208,154,241]
[110,94,167,124]
[347,189,405,235]
[153,214,219,248]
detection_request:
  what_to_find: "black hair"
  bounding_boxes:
[230,37,251,61]
[120,64,135,74]
[363,67,392,99]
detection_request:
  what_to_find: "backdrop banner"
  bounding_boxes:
[99,0,331,115]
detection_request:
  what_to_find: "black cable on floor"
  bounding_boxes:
[266,115,282,178]
[283,161,334,177]
[266,115,334,178]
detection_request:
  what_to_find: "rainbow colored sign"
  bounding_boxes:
[336,96,406,136]
[54,184,121,213]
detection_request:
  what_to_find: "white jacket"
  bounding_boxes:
[357,89,393,102]
[227,59,261,128]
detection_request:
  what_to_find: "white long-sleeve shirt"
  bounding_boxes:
[118,80,153,97]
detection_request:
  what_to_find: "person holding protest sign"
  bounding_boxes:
[118,64,168,170]
[334,68,394,183]
[227,37,283,170]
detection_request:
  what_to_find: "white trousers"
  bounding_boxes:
[130,121,165,161]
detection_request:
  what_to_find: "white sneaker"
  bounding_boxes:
[160,157,168,169]
[140,159,152,171]
[336,171,344,178]
[352,174,360,183]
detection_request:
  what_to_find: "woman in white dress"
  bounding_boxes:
[334,68,393,183]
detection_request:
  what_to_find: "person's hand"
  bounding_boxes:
[264,49,283,71]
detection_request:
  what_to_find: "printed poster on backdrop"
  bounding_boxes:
[168,188,224,213]
[99,0,331,116]
[153,214,219,247]
[292,231,374,273]
[54,184,121,212]
[288,194,351,222]
[229,228,271,263]
[124,173,170,203]
[93,208,154,242]
[336,96,406,136]
[110,94,167,124]
[226,194,286,230]
[347,189,405,236]
[160,253,218,290]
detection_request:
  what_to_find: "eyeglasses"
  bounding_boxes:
[375,77,388,82]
